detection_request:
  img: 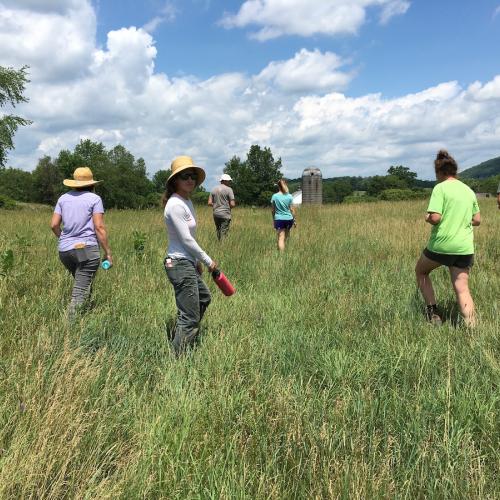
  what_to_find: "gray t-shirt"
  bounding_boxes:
[211,184,235,219]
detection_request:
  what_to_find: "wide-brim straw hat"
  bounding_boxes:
[63,167,101,188]
[167,156,206,187]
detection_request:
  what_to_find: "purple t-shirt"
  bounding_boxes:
[54,191,104,252]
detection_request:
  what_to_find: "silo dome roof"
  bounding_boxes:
[302,167,322,177]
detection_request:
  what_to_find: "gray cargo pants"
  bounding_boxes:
[164,257,211,355]
[59,245,100,320]
[213,216,231,241]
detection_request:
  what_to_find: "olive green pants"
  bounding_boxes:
[164,257,211,355]
[213,216,231,241]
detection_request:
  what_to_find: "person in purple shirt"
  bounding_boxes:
[50,167,112,320]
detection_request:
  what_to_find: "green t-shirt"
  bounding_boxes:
[427,179,479,255]
[271,192,294,220]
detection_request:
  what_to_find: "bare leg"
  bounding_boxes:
[415,254,442,305]
[277,230,286,251]
[450,266,476,327]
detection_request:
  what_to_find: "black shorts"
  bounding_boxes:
[423,248,474,269]
[274,219,294,230]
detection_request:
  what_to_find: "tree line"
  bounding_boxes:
[1,65,498,210]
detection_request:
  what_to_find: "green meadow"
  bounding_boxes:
[0,200,498,499]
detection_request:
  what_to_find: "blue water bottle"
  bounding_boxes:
[101,259,112,270]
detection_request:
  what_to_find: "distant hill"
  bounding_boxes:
[460,156,500,179]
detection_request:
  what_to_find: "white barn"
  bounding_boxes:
[292,190,302,205]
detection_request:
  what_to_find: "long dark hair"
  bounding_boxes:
[161,179,176,207]
[434,149,458,177]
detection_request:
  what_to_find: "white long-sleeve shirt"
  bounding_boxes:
[164,194,213,267]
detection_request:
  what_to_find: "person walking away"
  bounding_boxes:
[271,179,296,252]
[50,167,112,320]
[163,156,218,355]
[415,150,480,327]
[208,174,235,240]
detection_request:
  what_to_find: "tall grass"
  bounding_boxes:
[0,200,498,498]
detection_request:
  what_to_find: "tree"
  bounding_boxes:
[0,166,33,202]
[387,165,417,188]
[224,145,283,205]
[0,65,32,166]
[366,175,406,196]
[152,169,171,192]
[323,180,353,203]
[32,156,64,205]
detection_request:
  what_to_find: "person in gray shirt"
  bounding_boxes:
[208,174,236,240]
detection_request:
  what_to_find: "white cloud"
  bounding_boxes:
[2,0,500,185]
[220,0,410,41]
[379,0,410,24]
[0,0,95,82]
[143,2,177,33]
[255,49,353,93]
[493,5,500,19]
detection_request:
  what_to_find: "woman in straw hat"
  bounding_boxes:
[50,167,112,320]
[162,155,217,355]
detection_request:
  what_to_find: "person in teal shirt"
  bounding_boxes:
[415,150,481,327]
[271,179,296,251]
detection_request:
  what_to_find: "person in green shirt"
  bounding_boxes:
[271,179,296,251]
[415,150,481,327]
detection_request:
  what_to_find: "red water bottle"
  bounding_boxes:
[212,269,236,296]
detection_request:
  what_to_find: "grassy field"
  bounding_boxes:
[0,200,498,499]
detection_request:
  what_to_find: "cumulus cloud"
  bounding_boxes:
[2,0,500,185]
[255,49,353,93]
[0,0,95,82]
[220,0,410,41]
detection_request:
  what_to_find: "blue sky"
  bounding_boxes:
[93,0,500,96]
[1,0,500,185]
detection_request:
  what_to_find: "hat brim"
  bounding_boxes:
[167,165,206,187]
[63,179,101,188]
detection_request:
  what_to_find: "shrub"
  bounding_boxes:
[379,189,428,201]
[0,194,18,210]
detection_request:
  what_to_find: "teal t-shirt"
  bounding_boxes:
[427,179,479,255]
[271,192,294,220]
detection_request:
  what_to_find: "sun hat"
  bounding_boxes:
[63,167,101,188]
[220,174,232,182]
[167,155,206,187]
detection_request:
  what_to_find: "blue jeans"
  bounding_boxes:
[164,257,211,355]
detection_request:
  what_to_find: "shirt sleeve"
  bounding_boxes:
[427,185,443,214]
[54,198,62,215]
[229,187,235,200]
[169,204,213,267]
[472,195,480,215]
[93,196,105,214]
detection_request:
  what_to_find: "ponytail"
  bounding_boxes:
[277,179,289,194]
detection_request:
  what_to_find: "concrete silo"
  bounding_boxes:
[301,168,322,204]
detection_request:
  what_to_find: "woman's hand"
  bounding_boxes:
[208,261,218,273]
[105,254,113,266]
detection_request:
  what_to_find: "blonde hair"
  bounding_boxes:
[277,179,289,194]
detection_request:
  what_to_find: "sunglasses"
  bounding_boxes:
[178,171,198,181]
